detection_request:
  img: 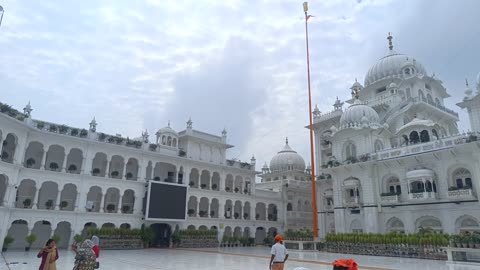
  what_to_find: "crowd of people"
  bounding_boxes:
[37,236,100,270]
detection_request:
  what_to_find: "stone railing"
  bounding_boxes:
[380,195,399,203]
[409,191,437,200]
[313,109,342,124]
[447,188,476,199]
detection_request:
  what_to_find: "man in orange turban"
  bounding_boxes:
[269,234,289,270]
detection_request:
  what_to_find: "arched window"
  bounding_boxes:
[345,142,356,160]
[418,90,425,101]
[374,140,383,152]
[427,94,434,104]
[432,129,439,140]
[386,177,401,194]
[420,130,430,142]
[409,131,420,144]
[453,168,473,189]
[287,203,293,211]
[401,135,409,146]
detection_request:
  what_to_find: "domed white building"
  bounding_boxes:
[258,139,314,231]
[0,106,284,249]
[312,34,480,236]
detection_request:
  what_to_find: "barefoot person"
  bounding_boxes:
[269,234,289,270]
[37,239,58,270]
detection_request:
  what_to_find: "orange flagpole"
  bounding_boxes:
[303,2,318,238]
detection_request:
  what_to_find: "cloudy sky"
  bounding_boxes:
[0,0,479,169]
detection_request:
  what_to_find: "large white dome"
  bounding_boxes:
[364,53,427,86]
[339,99,380,129]
[269,140,306,172]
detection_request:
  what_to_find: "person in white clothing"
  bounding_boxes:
[269,234,289,270]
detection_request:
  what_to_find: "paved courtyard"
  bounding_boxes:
[1,247,478,270]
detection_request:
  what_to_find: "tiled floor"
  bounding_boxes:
[1,247,478,270]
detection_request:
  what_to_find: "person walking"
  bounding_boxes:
[71,239,96,270]
[37,239,59,270]
[269,234,289,270]
[91,236,100,268]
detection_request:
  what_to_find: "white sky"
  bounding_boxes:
[0,0,479,168]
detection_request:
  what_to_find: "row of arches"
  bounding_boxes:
[6,220,133,249]
[384,215,480,233]
[187,196,278,221]
[286,200,312,212]
[382,167,474,194]
[185,225,278,244]
[189,169,252,194]
[7,178,137,213]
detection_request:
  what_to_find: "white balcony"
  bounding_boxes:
[447,188,476,200]
[380,195,399,204]
[409,192,438,200]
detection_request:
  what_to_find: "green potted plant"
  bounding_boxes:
[45,199,54,210]
[211,184,218,190]
[60,201,68,210]
[23,198,32,208]
[49,125,58,132]
[25,234,37,251]
[106,204,116,213]
[79,129,88,138]
[73,234,83,245]
[122,205,131,213]
[70,128,79,136]
[141,227,155,248]
[2,235,14,252]
[36,121,45,130]
[59,125,68,134]
[51,234,61,245]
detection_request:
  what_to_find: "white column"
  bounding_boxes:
[117,195,123,214]
[41,150,48,170]
[81,154,89,174]
[51,225,57,237]
[32,188,40,209]
[138,162,146,181]
[61,150,68,172]
[219,173,226,191]
[122,164,127,180]
[55,189,62,210]
[99,193,105,213]
[206,201,210,218]
[75,192,82,211]
[265,206,268,221]
[105,159,110,178]
[3,183,13,206]
[68,230,76,247]
[133,196,142,215]
[250,204,255,221]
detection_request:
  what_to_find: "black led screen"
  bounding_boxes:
[146,182,187,221]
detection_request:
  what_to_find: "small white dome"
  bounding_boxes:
[364,53,427,86]
[339,99,380,129]
[156,122,178,136]
[270,140,306,172]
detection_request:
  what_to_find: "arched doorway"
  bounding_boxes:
[150,223,171,247]
[255,227,266,245]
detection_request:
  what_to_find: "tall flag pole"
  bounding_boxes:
[303,1,318,238]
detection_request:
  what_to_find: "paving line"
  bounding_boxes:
[176,249,395,270]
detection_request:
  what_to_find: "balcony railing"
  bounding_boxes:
[447,188,476,200]
[380,194,399,203]
[409,191,437,200]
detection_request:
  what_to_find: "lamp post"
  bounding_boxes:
[0,5,4,28]
[303,2,319,238]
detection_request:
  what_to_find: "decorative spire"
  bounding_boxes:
[168,120,171,127]
[89,117,97,132]
[466,78,469,87]
[222,128,227,137]
[313,104,321,117]
[142,129,149,143]
[285,137,289,145]
[387,32,393,51]
[23,101,33,117]
[334,97,344,110]
[186,117,193,129]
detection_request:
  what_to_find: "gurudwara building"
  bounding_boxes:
[313,35,480,237]
[0,105,284,249]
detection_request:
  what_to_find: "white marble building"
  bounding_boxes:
[258,139,314,231]
[313,35,480,237]
[0,106,283,249]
